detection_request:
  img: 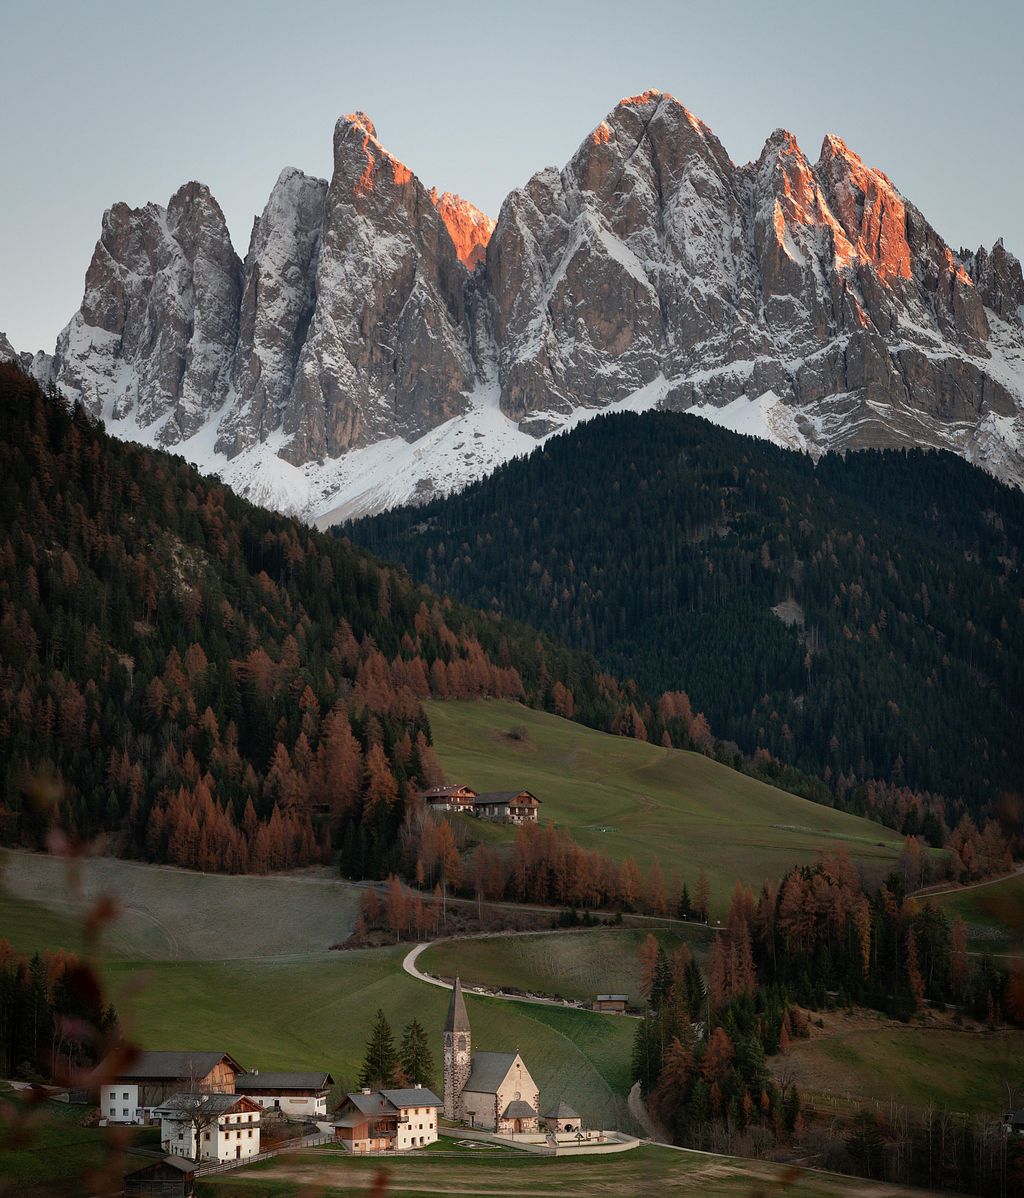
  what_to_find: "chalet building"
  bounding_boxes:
[1004,1108,1024,1134]
[235,1070,334,1119]
[334,1085,442,1152]
[153,1092,261,1163]
[98,1051,243,1125]
[418,785,477,814]
[443,978,540,1134]
[593,994,628,1014]
[122,1155,197,1197]
[472,791,540,824]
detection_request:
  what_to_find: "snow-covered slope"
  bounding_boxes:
[38,93,1024,522]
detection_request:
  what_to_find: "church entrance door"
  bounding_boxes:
[513,1119,522,1134]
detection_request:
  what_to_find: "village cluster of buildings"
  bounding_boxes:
[419,784,540,823]
[111,974,588,1185]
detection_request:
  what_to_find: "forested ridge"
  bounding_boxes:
[350,411,1024,824]
[0,364,654,873]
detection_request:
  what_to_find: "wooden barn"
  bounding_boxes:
[122,1155,197,1197]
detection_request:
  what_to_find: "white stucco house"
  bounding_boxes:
[153,1091,262,1163]
[235,1070,335,1119]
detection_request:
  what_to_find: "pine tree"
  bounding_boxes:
[358,1008,399,1090]
[398,1019,435,1089]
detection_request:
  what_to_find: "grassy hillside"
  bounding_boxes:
[0,870,636,1133]
[419,927,711,1006]
[425,699,904,909]
[0,850,362,960]
[931,873,1024,957]
[197,1140,948,1197]
[775,1020,1024,1116]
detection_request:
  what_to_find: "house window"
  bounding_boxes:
[122,1109,128,1117]
[109,1092,116,1100]
[204,1132,211,1140]
[123,1092,129,1099]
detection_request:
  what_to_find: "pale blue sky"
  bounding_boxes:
[2,0,1021,353]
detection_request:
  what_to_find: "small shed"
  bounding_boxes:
[593,994,628,1014]
[123,1155,197,1197]
[544,1102,582,1135]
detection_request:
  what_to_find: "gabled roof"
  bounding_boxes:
[474,790,539,805]
[154,1092,258,1117]
[236,1071,334,1092]
[339,1091,398,1116]
[502,1099,538,1119]
[420,785,476,799]
[596,994,628,1002]
[445,977,470,1035]
[381,1087,442,1108]
[107,1050,243,1081]
[125,1156,197,1178]
[545,1101,580,1118]
[464,1051,518,1094]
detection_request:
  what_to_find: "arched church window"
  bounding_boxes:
[457,1035,466,1052]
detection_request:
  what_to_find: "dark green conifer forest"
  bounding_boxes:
[350,411,1024,822]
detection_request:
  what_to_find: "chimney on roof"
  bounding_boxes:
[362,1088,371,1095]
[415,1082,421,1089]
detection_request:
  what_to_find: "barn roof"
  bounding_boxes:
[464,1051,518,1094]
[109,1050,243,1081]
[125,1155,197,1178]
[596,994,628,1002]
[381,1087,442,1108]
[237,1071,334,1092]
[474,791,539,805]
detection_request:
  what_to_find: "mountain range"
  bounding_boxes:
[5,90,1024,521]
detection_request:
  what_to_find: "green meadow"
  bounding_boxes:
[425,699,905,911]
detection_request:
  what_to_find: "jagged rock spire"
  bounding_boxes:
[445,976,470,1034]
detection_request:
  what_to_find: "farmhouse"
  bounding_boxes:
[152,1091,261,1163]
[97,1050,243,1125]
[473,790,540,824]
[235,1070,334,1118]
[333,1085,442,1151]
[419,784,477,814]
[443,977,540,1133]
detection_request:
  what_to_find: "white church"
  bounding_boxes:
[443,977,543,1134]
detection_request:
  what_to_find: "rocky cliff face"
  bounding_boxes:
[485,91,1023,468]
[430,190,495,270]
[45,94,1024,520]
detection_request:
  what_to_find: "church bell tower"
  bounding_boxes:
[443,976,471,1121]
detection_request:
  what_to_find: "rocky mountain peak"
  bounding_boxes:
[429,189,495,270]
[39,96,1024,522]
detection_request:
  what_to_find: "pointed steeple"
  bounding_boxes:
[445,976,470,1035]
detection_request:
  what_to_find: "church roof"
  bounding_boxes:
[464,1050,518,1094]
[445,977,470,1035]
[502,1099,538,1119]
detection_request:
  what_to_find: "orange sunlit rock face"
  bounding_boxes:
[342,111,414,198]
[817,134,913,283]
[592,120,612,145]
[430,188,495,270]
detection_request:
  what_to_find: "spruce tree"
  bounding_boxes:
[358,1008,398,1090]
[398,1019,435,1089]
